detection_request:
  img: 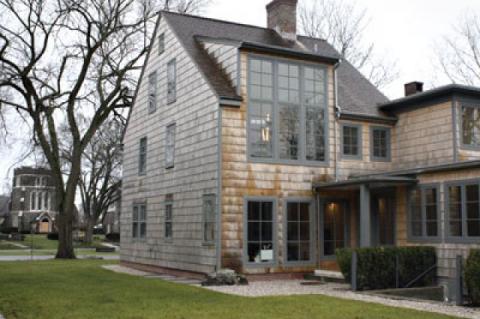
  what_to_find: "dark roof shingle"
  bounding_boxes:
[162,11,388,117]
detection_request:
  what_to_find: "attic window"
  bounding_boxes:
[167,59,176,104]
[158,33,165,55]
[462,104,480,147]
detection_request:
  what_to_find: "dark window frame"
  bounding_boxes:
[165,123,176,169]
[247,55,329,166]
[341,123,362,160]
[132,203,147,240]
[407,184,441,242]
[370,126,391,162]
[158,33,165,56]
[167,58,176,104]
[165,195,173,241]
[243,197,277,267]
[202,194,216,245]
[138,137,147,176]
[283,198,315,266]
[445,179,480,242]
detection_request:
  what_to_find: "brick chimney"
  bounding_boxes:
[404,81,424,96]
[267,0,298,41]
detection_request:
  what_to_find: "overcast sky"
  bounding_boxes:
[1,0,480,192]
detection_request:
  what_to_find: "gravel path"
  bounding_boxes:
[205,281,480,319]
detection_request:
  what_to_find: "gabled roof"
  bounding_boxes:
[162,11,389,118]
[379,84,480,112]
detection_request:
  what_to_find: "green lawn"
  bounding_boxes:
[0,234,108,251]
[0,260,458,319]
[0,248,118,256]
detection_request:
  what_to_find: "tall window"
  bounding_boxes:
[248,57,327,162]
[342,124,361,158]
[158,33,165,55]
[448,182,480,238]
[246,200,274,264]
[167,59,176,103]
[409,186,439,239]
[30,192,36,210]
[462,104,480,147]
[165,124,176,168]
[148,72,157,114]
[371,127,391,161]
[165,195,173,239]
[202,194,216,244]
[286,202,311,262]
[138,137,147,176]
[132,203,147,239]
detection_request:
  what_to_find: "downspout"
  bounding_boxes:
[333,59,342,182]
[216,104,223,272]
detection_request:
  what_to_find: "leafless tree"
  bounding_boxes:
[79,119,122,244]
[299,0,398,88]
[436,13,480,86]
[0,0,210,259]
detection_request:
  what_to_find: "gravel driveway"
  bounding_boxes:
[204,281,480,319]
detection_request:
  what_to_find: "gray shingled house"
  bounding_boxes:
[121,0,480,288]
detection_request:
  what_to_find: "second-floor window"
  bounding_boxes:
[30,191,50,211]
[167,59,176,103]
[139,137,147,176]
[342,124,361,158]
[462,104,480,147]
[148,72,157,114]
[248,57,327,163]
[165,124,176,169]
[371,127,391,161]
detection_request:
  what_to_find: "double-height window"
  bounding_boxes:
[341,124,362,159]
[447,181,480,239]
[371,126,391,161]
[462,103,480,147]
[248,57,327,163]
[245,200,275,264]
[409,186,440,240]
[138,137,147,176]
[132,203,147,239]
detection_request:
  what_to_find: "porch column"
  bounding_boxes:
[359,184,371,247]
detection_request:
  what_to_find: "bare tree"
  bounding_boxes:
[0,0,155,258]
[436,13,480,86]
[79,119,122,244]
[299,0,398,88]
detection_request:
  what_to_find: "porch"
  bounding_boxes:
[313,176,417,270]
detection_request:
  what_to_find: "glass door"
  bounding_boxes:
[321,201,348,258]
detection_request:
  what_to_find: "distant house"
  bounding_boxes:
[103,188,121,237]
[0,195,10,231]
[9,167,58,233]
[120,0,480,290]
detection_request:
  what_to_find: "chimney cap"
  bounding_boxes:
[266,0,298,10]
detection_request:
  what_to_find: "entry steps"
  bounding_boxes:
[305,270,345,283]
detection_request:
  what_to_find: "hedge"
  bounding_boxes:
[336,246,436,291]
[465,249,480,305]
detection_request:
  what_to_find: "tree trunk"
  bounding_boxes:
[84,216,96,245]
[55,211,76,259]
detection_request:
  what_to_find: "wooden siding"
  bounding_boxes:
[393,102,455,169]
[202,42,238,89]
[120,17,219,274]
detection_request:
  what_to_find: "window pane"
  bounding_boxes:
[299,242,310,261]
[412,221,422,237]
[462,106,480,145]
[372,128,389,159]
[426,205,437,220]
[450,221,462,237]
[467,202,480,219]
[133,206,139,221]
[449,186,461,202]
[132,222,138,238]
[343,126,359,156]
[287,243,299,261]
[306,107,325,161]
[248,202,261,220]
[299,222,310,240]
[287,203,298,221]
[165,125,175,168]
[299,203,309,221]
[158,33,165,55]
[449,203,462,219]
[261,202,273,221]
[247,200,274,263]
[468,220,480,237]
[279,104,300,160]
[287,222,298,241]
[167,59,176,102]
[148,72,157,113]
[261,222,273,241]
[139,137,147,175]
[249,102,273,158]
[140,222,146,238]
[247,243,261,262]
[426,221,438,237]
[248,222,260,241]
[467,184,479,201]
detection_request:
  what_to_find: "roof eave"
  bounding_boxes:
[239,41,339,65]
[338,112,397,125]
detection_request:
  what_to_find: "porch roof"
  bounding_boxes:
[313,176,417,191]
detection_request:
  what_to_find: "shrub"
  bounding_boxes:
[47,233,59,240]
[105,233,120,242]
[336,246,436,291]
[465,249,480,305]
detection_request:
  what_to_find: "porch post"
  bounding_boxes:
[359,184,371,247]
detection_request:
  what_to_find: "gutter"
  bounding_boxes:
[337,112,398,125]
[216,104,223,271]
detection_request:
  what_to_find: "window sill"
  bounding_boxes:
[341,154,363,161]
[248,157,329,167]
[202,241,215,248]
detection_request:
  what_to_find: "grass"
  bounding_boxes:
[0,234,108,251]
[0,248,118,256]
[0,260,459,319]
